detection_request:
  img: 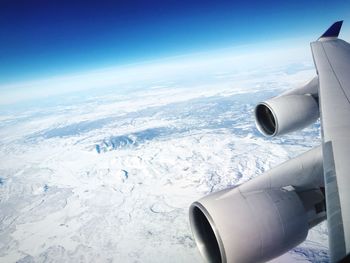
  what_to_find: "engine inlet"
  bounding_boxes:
[189,203,224,263]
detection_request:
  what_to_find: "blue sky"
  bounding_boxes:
[0,0,349,84]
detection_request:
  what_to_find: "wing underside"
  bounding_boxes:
[311,25,350,262]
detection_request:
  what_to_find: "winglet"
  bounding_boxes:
[319,21,343,39]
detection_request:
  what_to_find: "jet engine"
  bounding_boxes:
[189,147,325,263]
[255,77,319,136]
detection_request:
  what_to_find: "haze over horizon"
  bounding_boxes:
[1,0,349,86]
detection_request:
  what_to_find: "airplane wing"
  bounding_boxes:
[189,22,349,263]
[311,21,350,262]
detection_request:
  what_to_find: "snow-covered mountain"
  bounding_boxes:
[0,49,329,262]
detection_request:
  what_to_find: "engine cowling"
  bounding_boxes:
[255,77,319,136]
[190,188,308,263]
[189,147,325,263]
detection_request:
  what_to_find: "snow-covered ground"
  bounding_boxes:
[0,49,329,262]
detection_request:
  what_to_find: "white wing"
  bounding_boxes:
[311,21,350,262]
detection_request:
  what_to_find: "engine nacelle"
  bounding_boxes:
[189,147,325,263]
[190,188,308,263]
[255,77,319,136]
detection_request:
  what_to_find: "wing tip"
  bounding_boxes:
[319,20,343,39]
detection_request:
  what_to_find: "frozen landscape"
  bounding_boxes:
[0,46,329,262]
